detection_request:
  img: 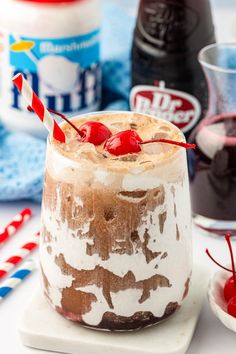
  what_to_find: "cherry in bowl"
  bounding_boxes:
[207,234,236,332]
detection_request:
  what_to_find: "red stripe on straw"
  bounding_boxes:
[23,242,38,251]
[12,73,23,91]
[0,231,39,281]
[0,208,32,246]
[0,270,6,278]
[53,120,66,143]
[12,73,66,143]
[32,91,45,122]
[7,256,22,265]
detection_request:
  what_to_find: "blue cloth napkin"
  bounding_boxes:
[0,126,45,202]
[0,2,136,202]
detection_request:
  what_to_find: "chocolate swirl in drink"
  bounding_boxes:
[40,112,192,331]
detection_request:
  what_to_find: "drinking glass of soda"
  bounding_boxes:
[188,43,236,236]
[40,111,192,331]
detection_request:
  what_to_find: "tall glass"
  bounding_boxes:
[189,43,236,236]
[40,111,192,331]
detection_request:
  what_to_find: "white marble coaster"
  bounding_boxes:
[19,265,208,354]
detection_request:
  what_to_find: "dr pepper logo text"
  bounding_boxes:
[130,82,201,133]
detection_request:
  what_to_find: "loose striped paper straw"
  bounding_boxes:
[12,73,65,143]
[0,260,35,301]
[0,231,40,281]
[0,208,32,246]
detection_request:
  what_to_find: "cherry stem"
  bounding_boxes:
[206,249,234,273]
[27,105,33,112]
[27,106,83,137]
[48,109,83,137]
[225,234,236,289]
[139,139,196,149]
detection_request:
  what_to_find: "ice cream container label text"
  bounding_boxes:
[5,30,101,115]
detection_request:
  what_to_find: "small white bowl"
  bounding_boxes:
[208,267,236,332]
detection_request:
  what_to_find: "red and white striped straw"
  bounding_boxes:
[12,73,66,143]
[0,208,32,247]
[0,260,35,301]
[0,231,39,281]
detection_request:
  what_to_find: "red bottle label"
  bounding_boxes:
[130,82,201,133]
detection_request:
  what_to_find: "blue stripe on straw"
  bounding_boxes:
[11,269,31,280]
[0,261,34,301]
[0,287,12,298]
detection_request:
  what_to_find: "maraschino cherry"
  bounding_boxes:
[227,296,236,318]
[104,130,195,156]
[224,276,236,302]
[79,121,112,146]
[206,234,236,318]
[104,130,142,156]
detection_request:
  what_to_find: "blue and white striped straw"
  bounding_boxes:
[0,260,35,301]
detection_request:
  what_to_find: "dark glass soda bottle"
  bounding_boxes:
[130,0,216,138]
